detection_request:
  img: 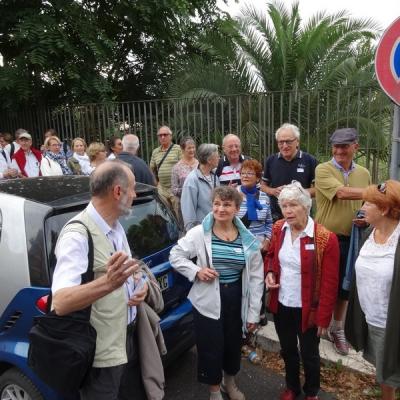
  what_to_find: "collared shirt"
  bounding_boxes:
[11,150,40,177]
[331,158,355,185]
[278,216,314,308]
[262,150,318,218]
[52,202,137,322]
[216,154,249,185]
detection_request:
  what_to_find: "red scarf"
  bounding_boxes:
[12,147,42,177]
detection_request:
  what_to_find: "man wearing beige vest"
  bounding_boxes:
[52,160,149,399]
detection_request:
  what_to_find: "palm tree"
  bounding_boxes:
[167,1,390,179]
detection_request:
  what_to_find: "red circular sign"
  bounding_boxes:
[375,17,400,105]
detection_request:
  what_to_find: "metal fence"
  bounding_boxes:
[0,86,393,181]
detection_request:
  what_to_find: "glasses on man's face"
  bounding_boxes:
[277,139,296,146]
[240,171,256,177]
[158,133,170,138]
[377,182,387,194]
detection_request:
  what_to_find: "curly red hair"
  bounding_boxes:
[241,159,263,179]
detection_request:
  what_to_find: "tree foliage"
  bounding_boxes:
[168,0,380,97]
[0,0,224,109]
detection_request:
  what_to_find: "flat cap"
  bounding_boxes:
[329,128,358,144]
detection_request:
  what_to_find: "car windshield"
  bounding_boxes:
[45,197,179,276]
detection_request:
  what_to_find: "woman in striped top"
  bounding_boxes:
[237,159,273,254]
[170,186,264,400]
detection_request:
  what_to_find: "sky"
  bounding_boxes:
[218,0,400,31]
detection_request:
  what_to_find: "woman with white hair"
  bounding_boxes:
[264,181,339,400]
[181,143,220,232]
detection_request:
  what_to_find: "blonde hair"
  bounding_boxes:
[87,142,106,162]
[44,135,61,149]
[72,137,87,151]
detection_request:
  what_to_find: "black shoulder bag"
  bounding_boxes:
[28,221,97,395]
[154,144,173,181]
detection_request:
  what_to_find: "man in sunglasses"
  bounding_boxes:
[315,127,371,357]
[150,125,181,213]
[261,123,318,222]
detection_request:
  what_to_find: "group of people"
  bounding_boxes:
[1,122,399,400]
[152,124,399,400]
[0,128,155,184]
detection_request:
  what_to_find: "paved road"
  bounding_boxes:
[164,347,336,400]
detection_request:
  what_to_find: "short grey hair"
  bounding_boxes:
[158,125,172,135]
[90,160,130,198]
[197,143,219,165]
[275,123,300,140]
[180,136,195,150]
[278,181,312,214]
[122,134,140,154]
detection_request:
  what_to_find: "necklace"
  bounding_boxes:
[213,226,238,242]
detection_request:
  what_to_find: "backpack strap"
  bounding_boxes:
[47,220,94,313]
[10,142,15,158]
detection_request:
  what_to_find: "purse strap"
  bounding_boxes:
[156,144,173,173]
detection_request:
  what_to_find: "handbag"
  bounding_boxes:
[28,220,97,395]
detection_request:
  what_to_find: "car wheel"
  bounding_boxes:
[0,368,43,400]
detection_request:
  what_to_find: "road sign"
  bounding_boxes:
[375,17,400,105]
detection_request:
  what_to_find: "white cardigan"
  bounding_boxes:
[169,213,264,331]
[40,156,63,176]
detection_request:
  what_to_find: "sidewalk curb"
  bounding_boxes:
[255,322,376,376]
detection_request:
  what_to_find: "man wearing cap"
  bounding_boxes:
[315,127,370,356]
[11,131,42,177]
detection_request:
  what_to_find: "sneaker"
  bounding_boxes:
[221,379,245,400]
[328,329,349,355]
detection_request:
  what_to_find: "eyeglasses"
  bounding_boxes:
[377,182,387,194]
[50,143,61,147]
[158,133,170,137]
[240,171,256,177]
[277,139,297,146]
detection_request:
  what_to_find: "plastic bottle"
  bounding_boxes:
[248,350,261,365]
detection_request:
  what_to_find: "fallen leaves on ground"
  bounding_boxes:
[247,347,382,399]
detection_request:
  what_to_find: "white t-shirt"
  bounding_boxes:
[278,217,314,308]
[355,222,400,328]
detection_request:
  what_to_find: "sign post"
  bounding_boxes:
[375,17,400,179]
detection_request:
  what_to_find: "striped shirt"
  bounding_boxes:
[150,144,182,189]
[236,187,273,240]
[212,233,245,283]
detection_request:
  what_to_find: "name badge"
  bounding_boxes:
[297,167,304,173]
[305,243,315,250]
